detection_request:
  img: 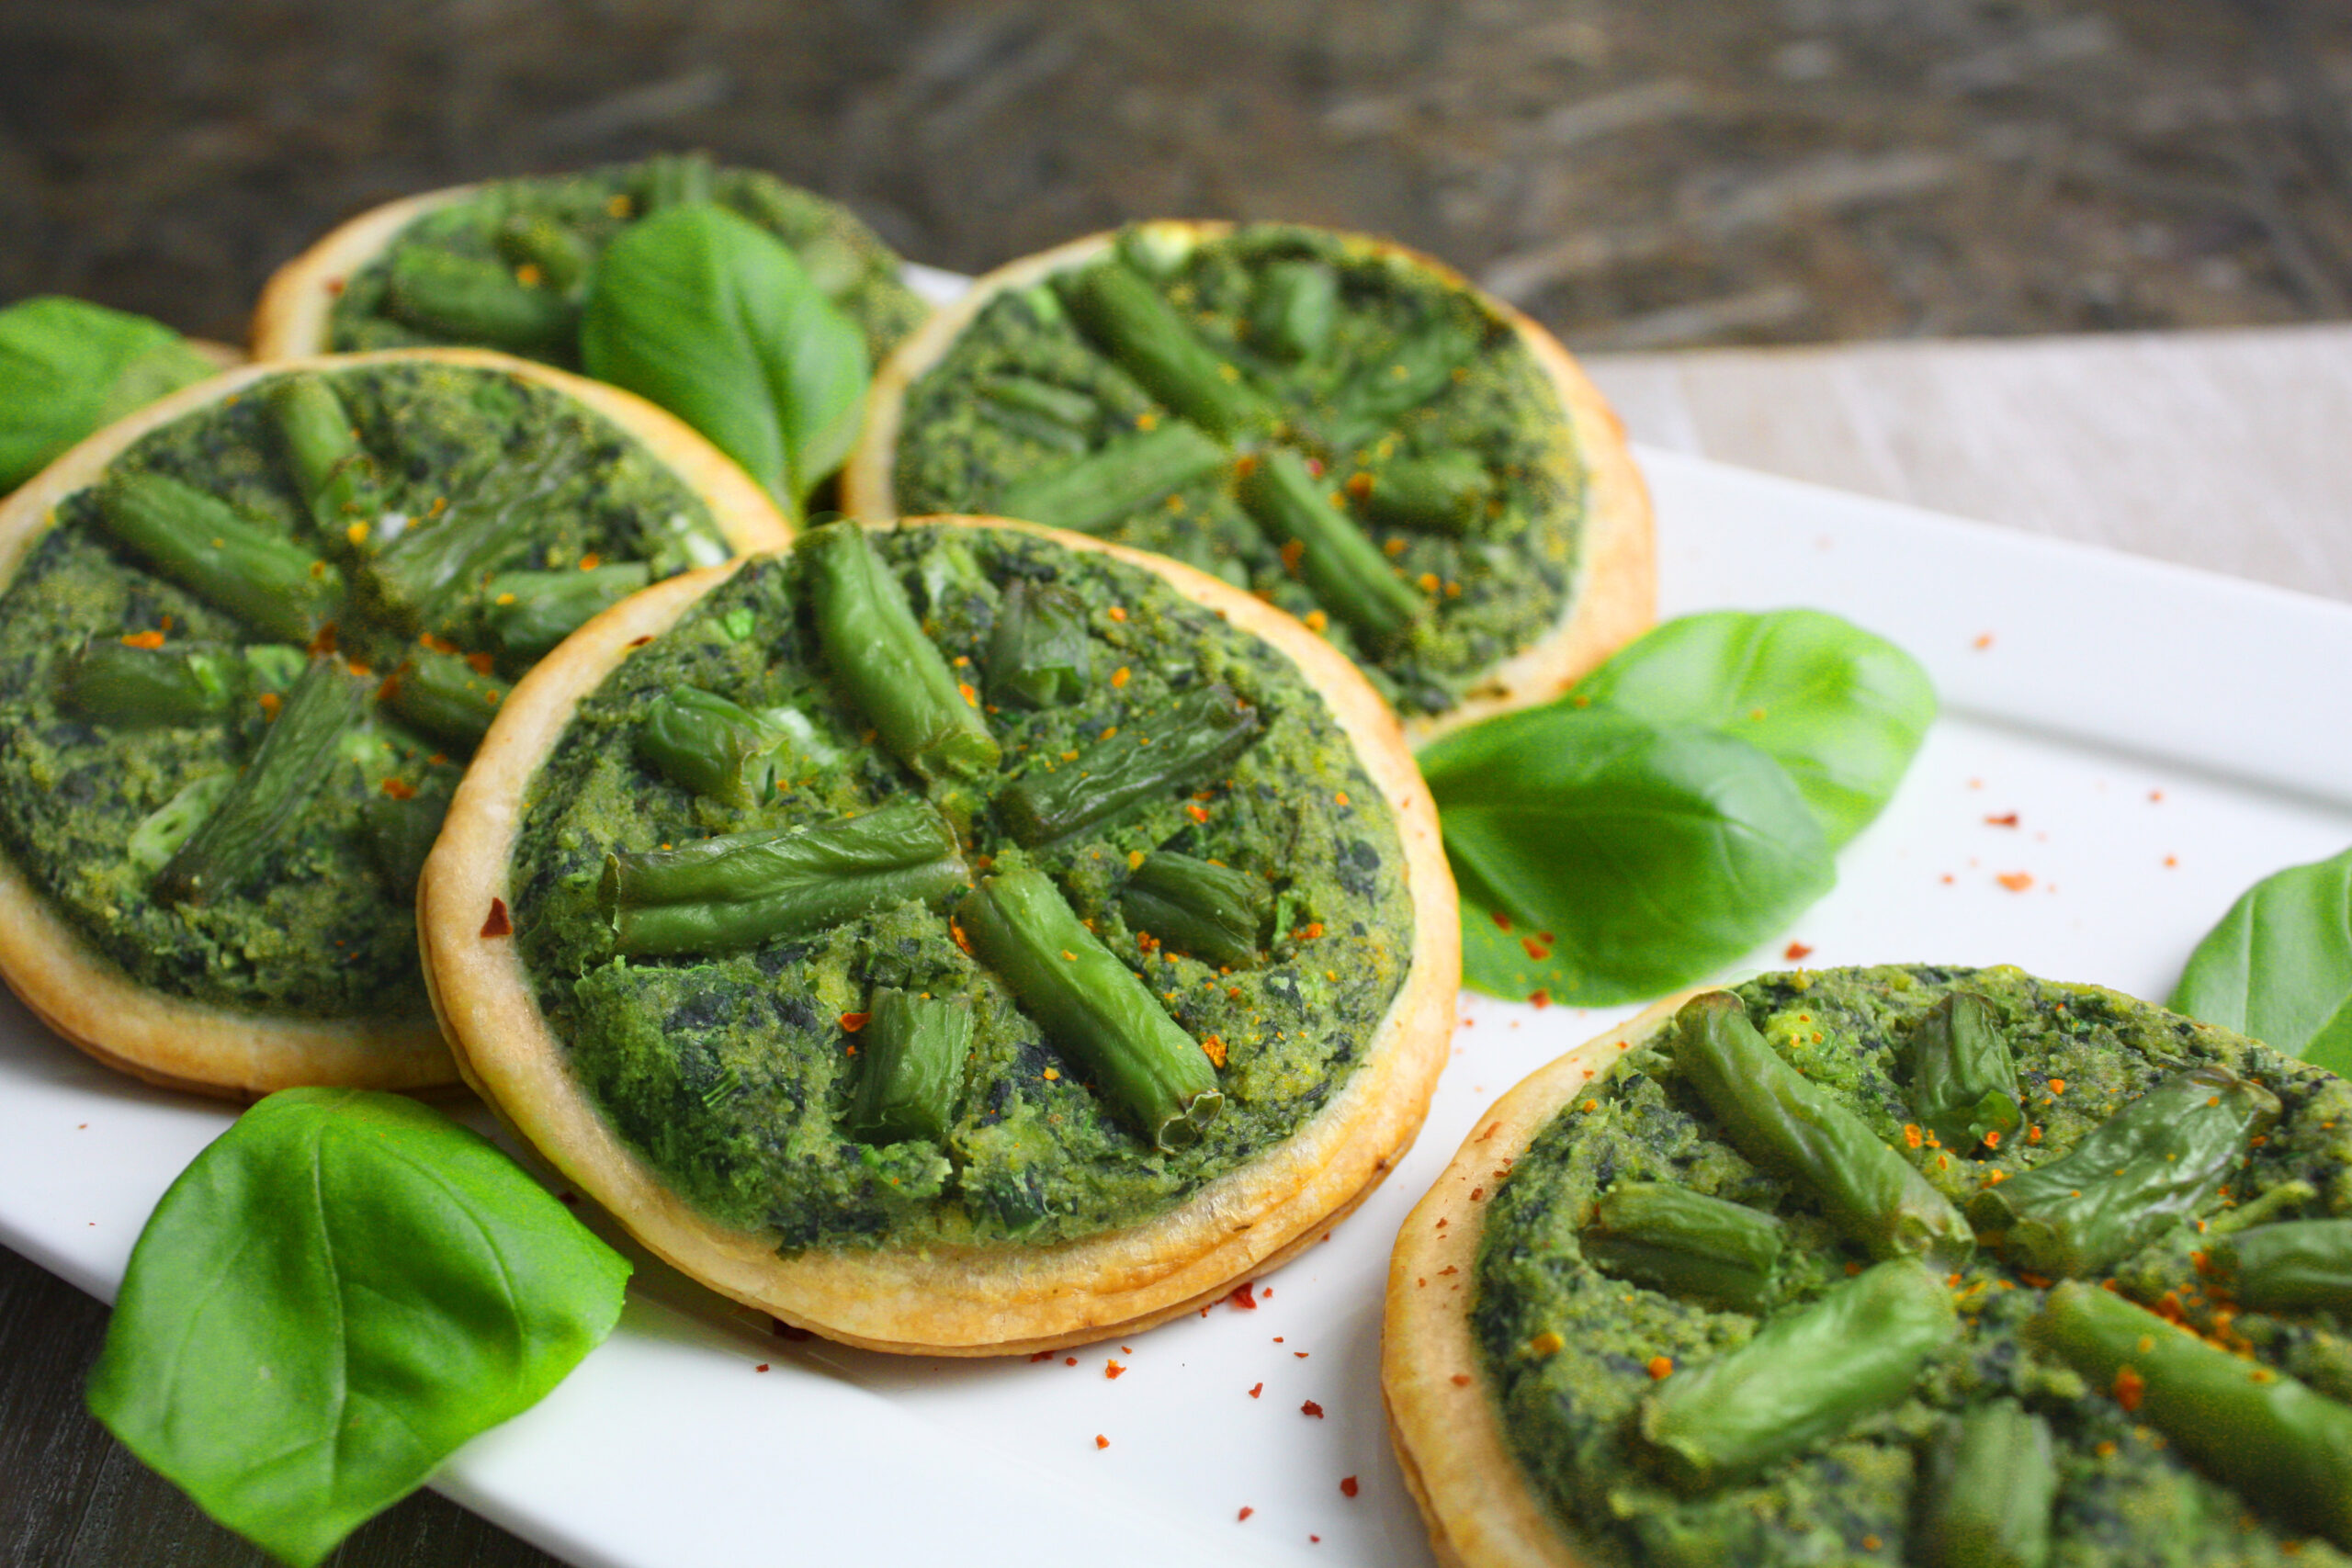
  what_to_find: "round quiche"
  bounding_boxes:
[1386,965,2352,1568]
[843,220,1654,743]
[0,349,790,1097]
[421,516,1457,1353]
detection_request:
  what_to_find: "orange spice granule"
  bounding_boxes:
[120,628,166,649]
[1303,609,1329,633]
[1248,1382,1262,1398]
[1903,1124,1924,1149]
[1340,1476,1360,1499]
[1647,1356,1674,1380]
[1111,666,1131,688]
[257,691,283,718]
[577,551,602,571]
[1186,803,1210,823]
[1334,791,1350,806]
[839,1012,870,1033]
[1105,1360,1125,1380]
[1997,871,2034,892]
[1984,1129,2003,1148]
[2114,1368,2145,1412]
[1238,1506,1254,1521]
[465,650,496,676]
[379,777,416,800]
[1301,921,1324,940]
[957,682,978,707]
[1095,1435,1110,1450]
[2049,1078,2067,1094]
[1199,1035,1228,1068]
[1280,540,1306,573]
[1863,1538,1882,1552]
[1301,1400,1325,1417]
[1528,1332,1565,1358]
[1107,605,1127,622]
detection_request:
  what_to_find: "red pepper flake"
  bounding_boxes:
[1248,1382,1263,1398]
[1903,1123,1924,1149]
[120,628,166,649]
[1476,1122,1500,1143]
[1295,1351,1308,1359]
[840,1011,871,1033]
[463,650,496,676]
[1784,942,1814,961]
[577,552,603,571]
[2028,1124,2043,1144]
[2114,1367,2145,1412]
[1095,1435,1110,1450]
[2018,1271,2053,1289]
[1984,1128,2003,1148]
[1470,1187,1485,1201]
[480,897,512,938]
[1029,1350,1054,1362]
[1301,1400,1324,1418]
[1647,1356,1674,1380]
[1280,539,1306,573]
[950,919,973,954]
[1529,989,1552,1009]
[1996,871,2035,892]
[1340,1476,1360,1499]
[257,691,283,719]
[1451,1373,1472,1387]
[1227,1281,1258,1310]
[957,682,978,706]
[1238,1506,1255,1521]
[1105,1360,1126,1380]
[1490,909,1512,931]
[1200,1034,1228,1068]
[1973,633,1994,649]
[2048,1078,2067,1094]
[628,635,653,647]
[1521,934,1552,961]
[754,1362,769,1372]
[1985,812,2019,827]
[1066,1357,1078,1366]
[1186,803,1210,824]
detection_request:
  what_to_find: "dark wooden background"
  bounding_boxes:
[5,0,2351,1562]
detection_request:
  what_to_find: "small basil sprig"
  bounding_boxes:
[0,297,219,491]
[582,203,869,520]
[86,1089,630,1567]
[2170,845,2352,1074]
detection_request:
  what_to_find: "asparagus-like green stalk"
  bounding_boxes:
[849,987,976,1145]
[995,683,1262,847]
[1058,264,1274,438]
[802,522,999,784]
[2213,1218,2352,1313]
[367,428,593,624]
[57,639,291,728]
[1578,1183,1786,1314]
[484,562,654,658]
[2032,1280,2352,1549]
[640,151,714,211]
[635,686,793,807]
[380,645,508,747]
[360,784,452,903]
[95,473,345,644]
[1358,448,1489,535]
[956,867,1222,1151]
[152,658,371,905]
[986,579,1092,710]
[990,421,1226,536]
[1905,991,2022,1152]
[267,377,386,541]
[600,798,967,956]
[1238,448,1421,648]
[128,773,234,874]
[1968,1064,2278,1279]
[1250,260,1338,363]
[1673,991,1975,1268]
[1319,322,1477,453]
[494,213,595,298]
[1118,851,1271,970]
[978,375,1099,431]
[1916,1399,2057,1568]
[382,246,577,355]
[1634,1260,1957,1493]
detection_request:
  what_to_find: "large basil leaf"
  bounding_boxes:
[2169,845,2352,1074]
[1571,609,1936,847]
[1423,705,1835,1005]
[0,297,219,491]
[86,1089,630,1567]
[581,203,868,519]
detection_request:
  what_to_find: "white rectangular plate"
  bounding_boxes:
[6,445,2351,1567]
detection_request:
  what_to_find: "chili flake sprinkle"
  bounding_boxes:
[1301,1400,1325,1417]
[120,628,166,649]
[480,898,512,939]
[1105,1360,1125,1380]
[1095,1435,1109,1450]
[839,1011,871,1033]
[1647,1356,1674,1380]
[1248,1382,1263,1399]
[1340,1476,1360,1499]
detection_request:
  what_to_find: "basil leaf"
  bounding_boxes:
[1423,706,1835,1005]
[0,297,219,491]
[86,1089,630,1567]
[1571,609,1936,847]
[581,203,868,518]
[2170,845,2352,1074]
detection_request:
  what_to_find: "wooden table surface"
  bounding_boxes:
[6,322,2349,1565]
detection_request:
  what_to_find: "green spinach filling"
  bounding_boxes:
[1476,965,2352,1568]
[891,223,1586,717]
[509,525,1414,1249]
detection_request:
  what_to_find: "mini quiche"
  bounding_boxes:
[0,349,789,1097]
[843,221,1654,743]
[1386,966,2352,1568]
[252,153,926,368]
[421,518,1456,1353]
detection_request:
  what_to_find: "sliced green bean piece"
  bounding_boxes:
[1917,1398,2056,1568]
[381,645,507,747]
[996,683,1261,847]
[494,213,594,298]
[849,987,975,1145]
[802,522,998,784]
[956,867,1221,1151]
[1969,1064,2278,1279]
[979,375,1099,430]
[1673,991,1974,1268]
[1119,852,1270,970]
[128,773,233,874]
[153,659,371,905]
[1905,991,2022,1152]
[360,783,453,903]
[635,686,793,808]
[1238,448,1421,648]
[267,377,385,540]
[2214,1218,2352,1313]
[95,473,345,644]
[1358,448,1489,535]
[987,579,1091,710]
[1634,1259,1957,1493]
[484,562,654,659]
[368,428,594,625]
[2032,1279,2352,1549]
[600,798,967,956]
[1057,264,1274,438]
[991,421,1226,536]
[383,246,577,355]
[60,639,245,727]
[1579,1182,1785,1314]
[1250,260,1338,363]
[1320,322,1478,453]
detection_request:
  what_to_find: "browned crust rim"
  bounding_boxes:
[0,347,793,1100]
[420,515,1460,1354]
[839,221,1657,747]
[1382,992,1694,1568]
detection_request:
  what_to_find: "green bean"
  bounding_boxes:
[1320,322,1477,453]
[2214,1218,2352,1313]
[1250,260,1338,363]
[382,246,577,355]
[1578,1183,1785,1314]
[1237,448,1421,648]
[990,421,1226,536]
[599,797,967,956]
[849,987,975,1145]
[1672,991,1974,1268]
[153,659,371,905]
[360,784,452,903]
[1357,448,1489,535]
[635,686,793,807]
[2032,1279,2352,1549]
[1634,1259,1957,1493]
[127,773,234,874]
[1058,264,1274,438]
[995,683,1261,847]
[494,213,594,298]
[979,375,1099,431]
[1916,1399,2056,1568]
[640,151,714,211]
[986,579,1091,710]
[368,427,594,626]
[95,473,345,644]
[484,562,654,658]
[1905,991,2022,1152]
[1969,1064,2278,1279]
[60,639,248,727]
[802,521,999,784]
[1118,851,1271,970]
[380,645,507,747]
[266,377,385,541]
[956,867,1222,1151]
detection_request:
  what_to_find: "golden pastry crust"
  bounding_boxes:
[0,348,792,1100]
[420,515,1460,1354]
[249,187,473,360]
[1382,993,1691,1568]
[841,222,1656,747]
